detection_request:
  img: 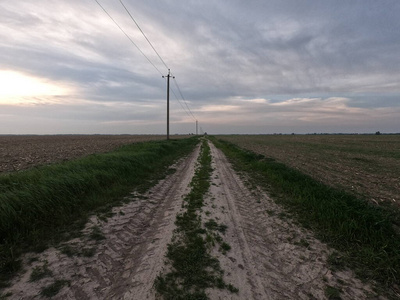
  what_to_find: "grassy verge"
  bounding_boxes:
[211,137,400,297]
[0,137,199,287]
[155,139,237,300]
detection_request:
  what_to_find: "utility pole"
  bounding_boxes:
[196,120,198,135]
[162,69,174,140]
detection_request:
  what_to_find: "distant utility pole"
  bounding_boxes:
[196,120,198,135]
[162,69,174,140]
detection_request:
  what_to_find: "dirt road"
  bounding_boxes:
[3,141,379,299]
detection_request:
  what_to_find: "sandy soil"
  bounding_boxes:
[3,141,382,299]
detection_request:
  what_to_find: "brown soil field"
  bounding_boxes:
[0,135,188,173]
[3,141,378,299]
[215,134,400,208]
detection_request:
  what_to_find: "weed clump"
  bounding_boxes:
[204,219,227,234]
[325,285,342,299]
[40,280,70,298]
[29,261,52,282]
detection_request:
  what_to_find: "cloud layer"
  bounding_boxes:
[1,0,399,134]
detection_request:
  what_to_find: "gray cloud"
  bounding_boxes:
[0,0,399,134]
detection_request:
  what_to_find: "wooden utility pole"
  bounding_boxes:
[196,120,198,135]
[162,69,174,140]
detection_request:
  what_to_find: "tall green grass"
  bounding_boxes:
[212,137,400,294]
[0,137,198,285]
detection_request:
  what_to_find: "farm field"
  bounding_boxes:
[0,135,189,173]
[2,139,382,299]
[1,135,399,299]
[215,134,400,209]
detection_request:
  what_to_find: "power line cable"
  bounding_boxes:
[95,0,198,126]
[172,77,197,121]
[170,87,193,119]
[119,0,169,71]
[93,0,164,76]
[173,77,196,120]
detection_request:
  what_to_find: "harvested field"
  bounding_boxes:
[0,135,188,173]
[216,134,400,208]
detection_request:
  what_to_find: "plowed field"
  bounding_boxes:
[216,134,400,208]
[0,135,187,173]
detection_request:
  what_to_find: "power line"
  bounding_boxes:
[170,86,193,119]
[119,0,169,71]
[93,0,164,76]
[172,77,197,121]
[94,0,199,134]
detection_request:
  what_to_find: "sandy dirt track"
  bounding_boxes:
[3,141,379,299]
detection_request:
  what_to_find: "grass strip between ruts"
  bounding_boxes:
[211,137,400,298]
[155,139,237,300]
[0,137,199,288]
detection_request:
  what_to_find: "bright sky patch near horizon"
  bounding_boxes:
[0,1,399,134]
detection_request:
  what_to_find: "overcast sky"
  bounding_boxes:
[1,0,399,134]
